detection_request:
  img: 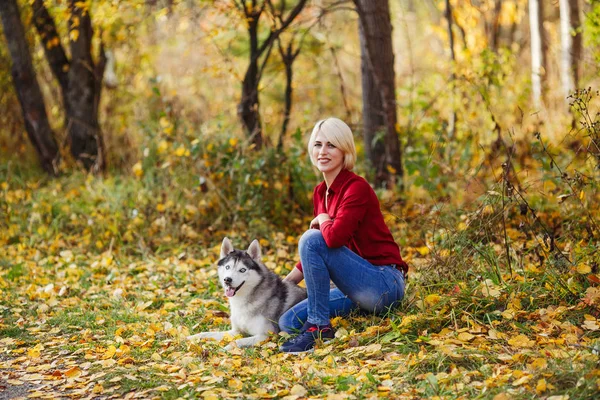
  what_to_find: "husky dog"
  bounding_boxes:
[187,237,307,348]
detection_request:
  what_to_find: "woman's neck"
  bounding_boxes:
[323,167,343,188]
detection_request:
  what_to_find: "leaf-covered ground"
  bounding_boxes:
[1,167,599,400]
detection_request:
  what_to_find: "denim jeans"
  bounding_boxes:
[278,229,406,332]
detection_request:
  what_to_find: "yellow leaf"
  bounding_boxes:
[416,246,430,256]
[529,357,547,370]
[103,345,116,359]
[64,366,82,378]
[512,374,532,386]
[228,378,243,390]
[507,334,535,348]
[70,29,79,42]
[577,264,592,274]
[482,205,494,216]
[424,294,441,307]
[156,140,168,154]
[27,344,44,358]
[457,332,475,342]
[229,137,238,147]
[132,162,143,177]
[536,378,547,394]
[580,190,585,200]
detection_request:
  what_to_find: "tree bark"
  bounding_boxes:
[570,0,581,89]
[445,0,456,141]
[30,0,105,171]
[490,0,503,52]
[358,21,387,184]
[277,40,300,151]
[66,0,104,171]
[354,0,403,187]
[529,0,546,109]
[239,9,263,147]
[560,0,575,99]
[0,0,59,174]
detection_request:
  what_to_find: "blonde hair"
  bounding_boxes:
[307,118,356,171]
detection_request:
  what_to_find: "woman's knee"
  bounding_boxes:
[298,229,326,253]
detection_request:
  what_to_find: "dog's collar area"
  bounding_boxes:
[225,281,245,297]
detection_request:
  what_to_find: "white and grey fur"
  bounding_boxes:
[187,237,307,349]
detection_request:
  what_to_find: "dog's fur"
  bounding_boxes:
[187,237,307,348]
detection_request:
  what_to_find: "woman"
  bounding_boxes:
[279,117,408,354]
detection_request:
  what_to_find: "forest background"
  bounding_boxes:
[1,0,600,398]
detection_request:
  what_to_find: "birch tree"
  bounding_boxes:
[529,0,546,109]
[559,0,582,101]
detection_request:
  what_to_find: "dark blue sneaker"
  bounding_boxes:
[280,322,335,354]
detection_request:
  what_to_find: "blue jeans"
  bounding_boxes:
[278,229,406,332]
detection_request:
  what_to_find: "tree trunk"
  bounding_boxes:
[358,21,387,184]
[0,0,59,174]
[490,0,503,52]
[354,0,403,188]
[66,0,104,171]
[529,0,546,109]
[236,0,307,148]
[278,40,299,151]
[560,0,575,100]
[569,0,583,89]
[239,15,263,148]
[31,0,69,99]
[445,0,457,141]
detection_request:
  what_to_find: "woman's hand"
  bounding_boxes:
[283,267,304,284]
[310,213,331,229]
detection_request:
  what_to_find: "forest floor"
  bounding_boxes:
[0,168,599,400]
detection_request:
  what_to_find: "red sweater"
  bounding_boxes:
[296,169,408,275]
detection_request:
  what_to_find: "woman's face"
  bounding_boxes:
[312,132,344,176]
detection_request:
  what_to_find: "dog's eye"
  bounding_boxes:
[239,268,246,273]
[225,265,230,270]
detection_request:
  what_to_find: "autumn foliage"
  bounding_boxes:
[1,0,600,399]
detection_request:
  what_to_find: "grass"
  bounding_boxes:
[1,135,599,399]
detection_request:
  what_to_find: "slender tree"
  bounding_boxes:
[490,0,503,52]
[354,0,403,187]
[31,0,106,171]
[277,37,301,150]
[559,0,582,100]
[0,0,59,174]
[529,0,546,109]
[445,0,457,141]
[234,0,307,148]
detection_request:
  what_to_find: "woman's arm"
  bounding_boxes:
[283,267,304,284]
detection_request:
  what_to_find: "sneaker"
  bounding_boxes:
[280,322,335,354]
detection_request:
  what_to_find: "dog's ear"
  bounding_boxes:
[220,237,234,259]
[247,239,262,261]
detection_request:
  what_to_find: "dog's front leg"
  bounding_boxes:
[187,330,237,342]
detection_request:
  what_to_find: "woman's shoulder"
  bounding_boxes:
[344,172,376,195]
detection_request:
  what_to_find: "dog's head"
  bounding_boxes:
[217,237,264,298]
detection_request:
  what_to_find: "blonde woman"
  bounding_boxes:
[279,118,408,353]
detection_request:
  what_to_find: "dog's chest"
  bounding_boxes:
[228,299,274,335]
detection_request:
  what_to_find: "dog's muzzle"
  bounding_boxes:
[224,281,245,297]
